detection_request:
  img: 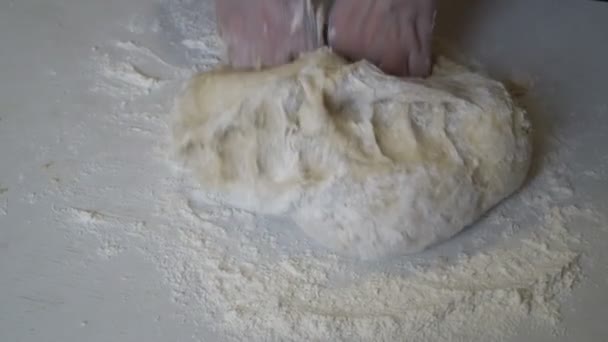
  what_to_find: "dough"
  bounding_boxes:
[172,49,532,259]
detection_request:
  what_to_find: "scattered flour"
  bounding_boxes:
[89,40,194,99]
[58,147,595,342]
[127,14,161,35]
[52,1,607,341]
[138,194,585,342]
[114,40,192,78]
[92,53,162,97]
[0,199,7,216]
[0,186,7,216]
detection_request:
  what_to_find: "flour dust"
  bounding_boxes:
[52,1,607,341]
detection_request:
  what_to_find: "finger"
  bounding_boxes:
[408,20,431,76]
[369,8,401,75]
[256,0,294,67]
[378,40,408,76]
[362,1,389,67]
[409,0,435,77]
[376,13,413,77]
[415,0,437,21]
[215,0,244,39]
[360,0,382,50]
[287,0,323,60]
[262,0,317,65]
[328,0,368,61]
[398,14,421,77]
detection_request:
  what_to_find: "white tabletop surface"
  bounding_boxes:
[1,0,607,341]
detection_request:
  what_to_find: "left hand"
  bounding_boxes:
[214,0,322,69]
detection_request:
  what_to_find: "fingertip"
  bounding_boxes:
[411,6,435,77]
[408,50,431,78]
[378,51,408,77]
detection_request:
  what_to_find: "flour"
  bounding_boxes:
[127,14,161,35]
[118,175,586,342]
[89,40,193,100]
[93,54,161,97]
[0,186,7,216]
[181,36,225,63]
[53,1,607,341]
[0,199,7,216]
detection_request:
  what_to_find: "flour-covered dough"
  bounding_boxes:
[172,49,532,259]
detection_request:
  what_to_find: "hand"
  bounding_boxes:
[328,0,436,77]
[214,0,323,69]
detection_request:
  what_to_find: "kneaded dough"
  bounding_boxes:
[172,49,532,259]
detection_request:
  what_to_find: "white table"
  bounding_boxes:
[1,1,606,341]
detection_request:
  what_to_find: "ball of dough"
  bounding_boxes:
[172,49,532,259]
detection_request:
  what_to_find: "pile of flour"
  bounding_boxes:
[136,190,585,342]
[55,1,605,341]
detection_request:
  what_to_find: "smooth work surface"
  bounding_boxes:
[0,1,607,341]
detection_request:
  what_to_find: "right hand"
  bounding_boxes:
[214,0,322,69]
[328,0,436,77]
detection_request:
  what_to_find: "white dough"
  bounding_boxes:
[172,49,532,259]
